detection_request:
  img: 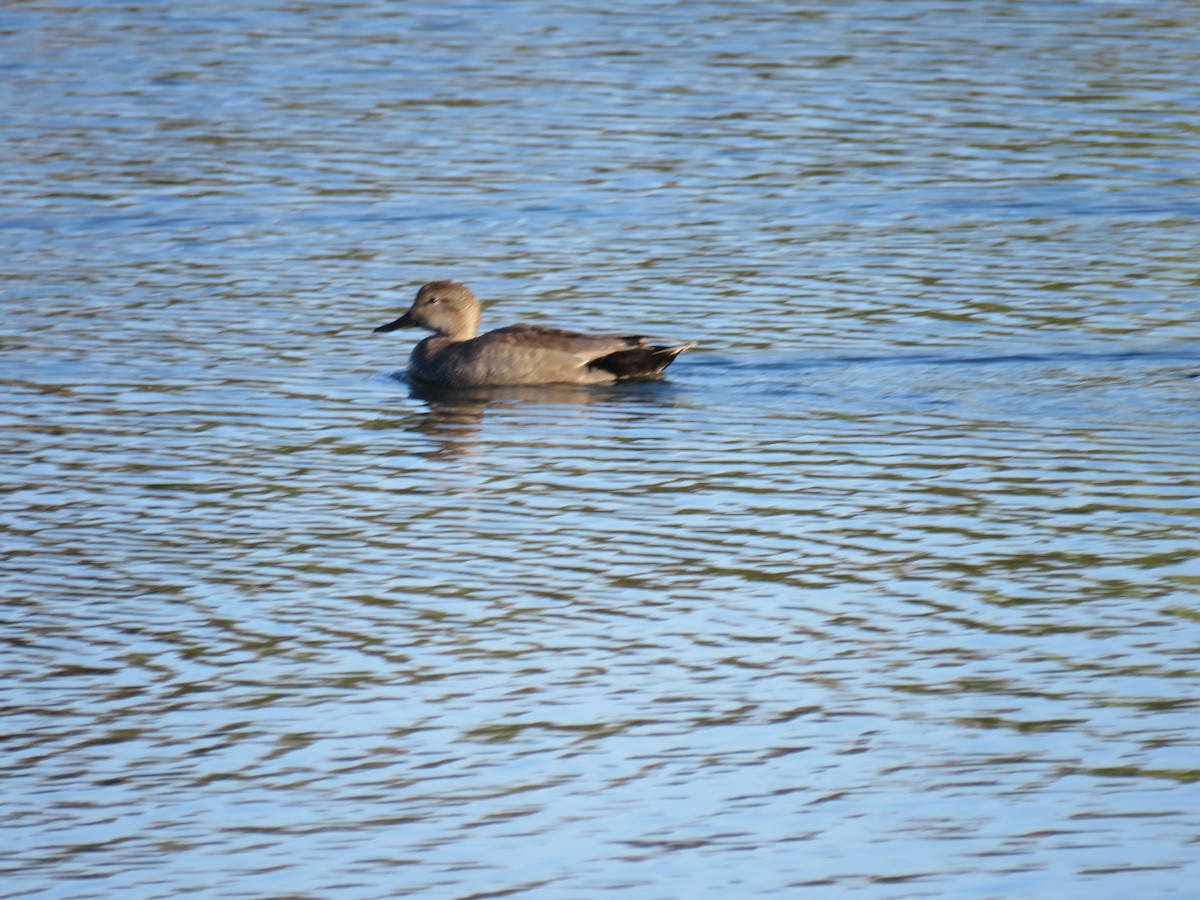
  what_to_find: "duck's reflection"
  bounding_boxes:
[407,376,618,410]
[396,374,683,461]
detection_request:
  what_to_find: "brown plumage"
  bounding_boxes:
[373,281,694,387]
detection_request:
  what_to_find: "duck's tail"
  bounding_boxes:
[589,341,696,380]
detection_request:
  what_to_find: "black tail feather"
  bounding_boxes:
[589,342,693,379]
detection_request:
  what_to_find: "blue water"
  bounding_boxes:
[3,2,1199,897]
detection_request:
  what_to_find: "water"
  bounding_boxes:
[3,1,1199,896]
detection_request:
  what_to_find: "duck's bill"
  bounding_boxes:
[373,312,415,333]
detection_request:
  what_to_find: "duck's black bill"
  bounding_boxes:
[373,313,414,333]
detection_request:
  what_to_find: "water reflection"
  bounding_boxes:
[406,374,620,411]
[387,373,693,460]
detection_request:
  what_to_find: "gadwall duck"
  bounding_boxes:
[374,281,695,387]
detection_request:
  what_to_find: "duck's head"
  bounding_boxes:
[374,280,482,341]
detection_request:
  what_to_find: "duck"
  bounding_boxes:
[373,281,695,387]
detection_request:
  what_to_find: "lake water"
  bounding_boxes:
[3,1,1199,897]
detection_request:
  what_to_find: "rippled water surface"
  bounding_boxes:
[3,1,1200,896]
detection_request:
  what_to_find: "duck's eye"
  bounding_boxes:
[427,296,440,305]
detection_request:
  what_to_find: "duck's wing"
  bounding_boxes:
[485,324,645,361]
[483,325,694,381]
